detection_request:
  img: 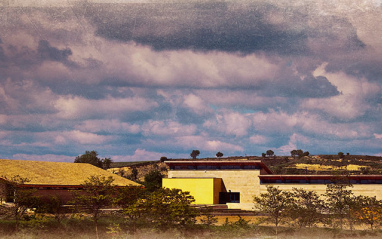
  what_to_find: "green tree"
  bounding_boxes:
[74,151,113,169]
[254,186,293,235]
[290,150,298,159]
[143,170,163,192]
[289,188,325,228]
[2,175,41,231]
[101,158,113,169]
[216,152,224,158]
[71,175,115,239]
[296,149,304,158]
[266,150,274,157]
[140,188,199,230]
[354,195,382,231]
[38,195,66,222]
[324,182,355,230]
[190,150,200,159]
[115,186,147,233]
[200,206,218,226]
[129,167,139,182]
[338,152,345,159]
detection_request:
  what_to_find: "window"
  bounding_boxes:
[219,192,240,204]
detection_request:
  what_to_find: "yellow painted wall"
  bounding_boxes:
[168,170,261,209]
[163,178,222,204]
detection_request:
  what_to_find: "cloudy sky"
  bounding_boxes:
[0,0,381,162]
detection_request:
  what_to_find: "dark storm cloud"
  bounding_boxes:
[88,3,308,54]
[86,2,364,56]
[280,75,339,98]
[38,40,72,63]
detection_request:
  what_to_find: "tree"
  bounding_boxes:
[290,150,298,159]
[190,150,200,159]
[216,152,223,158]
[71,175,115,239]
[115,186,147,233]
[160,156,167,162]
[354,195,382,231]
[324,182,355,230]
[262,153,266,157]
[338,152,345,159]
[254,186,293,235]
[1,175,41,231]
[266,150,274,157]
[138,188,199,230]
[129,167,139,182]
[200,206,218,226]
[143,170,163,192]
[289,188,325,228]
[74,151,113,169]
[296,149,304,158]
[38,195,66,222]
[101,158,112,169]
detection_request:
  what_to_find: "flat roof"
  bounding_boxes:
[259,174,382,180]
[165,160,273,174]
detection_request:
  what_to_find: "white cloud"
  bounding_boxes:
[183,94,212,115]
[54,95,158,119]
[166,135,244,152]
[12,154,75,162]
[203,111,252,137]
[249,135,268,144]
[75,119,141,134]
[142,120,196,136]
[374,133,382,139]
[111,149,164,162]
[302,63,382,120]
[276,133,310,155]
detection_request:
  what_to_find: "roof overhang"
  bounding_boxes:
[259,174,382,181]
[165,160,273,174]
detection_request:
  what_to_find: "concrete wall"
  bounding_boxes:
[260,183,382,199]
[168,169,261,210]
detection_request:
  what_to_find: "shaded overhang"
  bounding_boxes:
[165,160,273,174]
[259,174,382,183]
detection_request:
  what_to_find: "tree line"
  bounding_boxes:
[254,181,382,234]
[0,174,202,238]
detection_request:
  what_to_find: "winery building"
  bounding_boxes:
[163,160,382,210]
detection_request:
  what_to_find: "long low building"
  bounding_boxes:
[163,160,382,210]
[0,159,141,204]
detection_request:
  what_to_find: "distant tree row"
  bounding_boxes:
[189,150,224,159]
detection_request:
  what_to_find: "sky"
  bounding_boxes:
[0,0,381,162]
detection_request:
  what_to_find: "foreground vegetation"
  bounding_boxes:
[2,215,382,239]
[2,175,382,238]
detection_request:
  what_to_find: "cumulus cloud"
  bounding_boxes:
[0,1,381,160]
[203,111,252,137]
[142,120,196,136]
[111,149,166,162]
[75,119,141,134]
[54,95,158,119]
[12,154,75,162]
